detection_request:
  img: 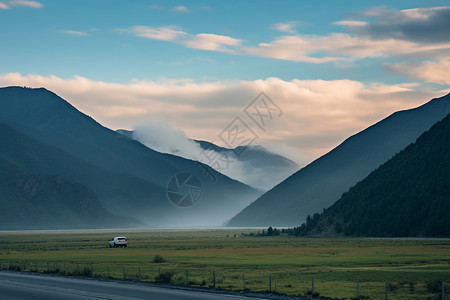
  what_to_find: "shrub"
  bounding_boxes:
[426,279,444,293]
[152,254,165,263]
[155,271,174,283]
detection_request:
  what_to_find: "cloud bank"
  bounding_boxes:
[0,73,447,166]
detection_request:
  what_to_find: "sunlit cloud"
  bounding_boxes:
[172,6,190,13]
[0,1,9,9]
[272,22,300,33]
[129,25,186,41]
[1,73,446,165]
[122,6,450,68]
[387,57,450,85]
[183,34,242,53]
[8,0,43,8]
[60,30,88,36]
[128,25,242,53]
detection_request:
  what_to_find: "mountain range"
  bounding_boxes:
[0,87,260,229]
[228,93,450,227]
[290,110,450,237]
[116,129,299,191]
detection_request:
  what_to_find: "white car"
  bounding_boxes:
[109,237,127,248]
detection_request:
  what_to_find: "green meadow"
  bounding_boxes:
[0,229,449,299]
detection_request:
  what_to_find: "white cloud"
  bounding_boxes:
[128,26,242,53]
[60,30,88,36]
[388,57,450,85]
[183,33,242,53]
[272,22,300,33]
[333,20,368,27]
[123,6,450,66]
[8,0,42,8]
[245,33,450,63]
[0,1,9,9]
[130,25,186,41]
[172,6,190,13]
[1,73,446,166]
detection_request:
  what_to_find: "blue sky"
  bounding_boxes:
[1,0,450,165]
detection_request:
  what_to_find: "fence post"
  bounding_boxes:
[385,280,388,300]
[312,276,314,296]
[91,263,93,277]
[269,274,272,292]
[185,269,189,285]
[357,280,359,299]
[443,281,445,300]
[76,263,79,273]
[123,266,126,280]
[138,266,141,281]
[213,270,216,287]
[243,272,246,291]
[107,265,110,278]
[64,263,66,275]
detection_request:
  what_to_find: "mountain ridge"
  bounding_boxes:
[290,110,450,237]
[228,93,450,227]
[0,86,260,228]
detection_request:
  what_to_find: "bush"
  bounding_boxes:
[71,266,92,277]
[152,254,165,263]
[155,271,174,283]
[8,264,21,271]
[426,279,444,293]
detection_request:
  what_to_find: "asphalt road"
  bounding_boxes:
[0,271,268,300]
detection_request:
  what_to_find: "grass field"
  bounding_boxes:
[0,229,449,299]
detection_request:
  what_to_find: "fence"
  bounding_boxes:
[0,261,447,299]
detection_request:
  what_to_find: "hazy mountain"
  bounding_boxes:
[116,130,299,191]
[228,93,450,227]
[0,121,141,229]
[0,87,260,227]
[289,112,450,237]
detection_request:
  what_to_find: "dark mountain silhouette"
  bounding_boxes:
[0,121,141,229]
[288,111,450,237]
[228,93,450,227]
[116,130,299,191]
[0,87,260,228]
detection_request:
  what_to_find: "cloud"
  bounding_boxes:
[128,25,242,53]
[0,2,9,9]
[123,6,450,66]
[272,22,300,33]
[130,25,186,41]
[183,33,242,53]
[8,0,42,8]
[172,6,190,13]
[341,6,450,44]
[333,20,368,27]
[244,33,450,63]
[1,73,447,166]
[60,30,88,36]
[246,6,450,64]
[387,57,450,85]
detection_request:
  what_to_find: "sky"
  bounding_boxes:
[1,0,450,166]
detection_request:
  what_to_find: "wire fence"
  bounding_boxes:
[0,261,447,299]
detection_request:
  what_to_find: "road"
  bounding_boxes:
[0,271,268,300]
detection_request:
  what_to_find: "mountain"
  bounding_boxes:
[0,87,260,227]
[228,93,450,227]
[289,111,450,237]
[0,121,140,229]
[116,130,299,191]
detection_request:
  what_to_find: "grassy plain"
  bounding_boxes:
[0,229,449,299]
